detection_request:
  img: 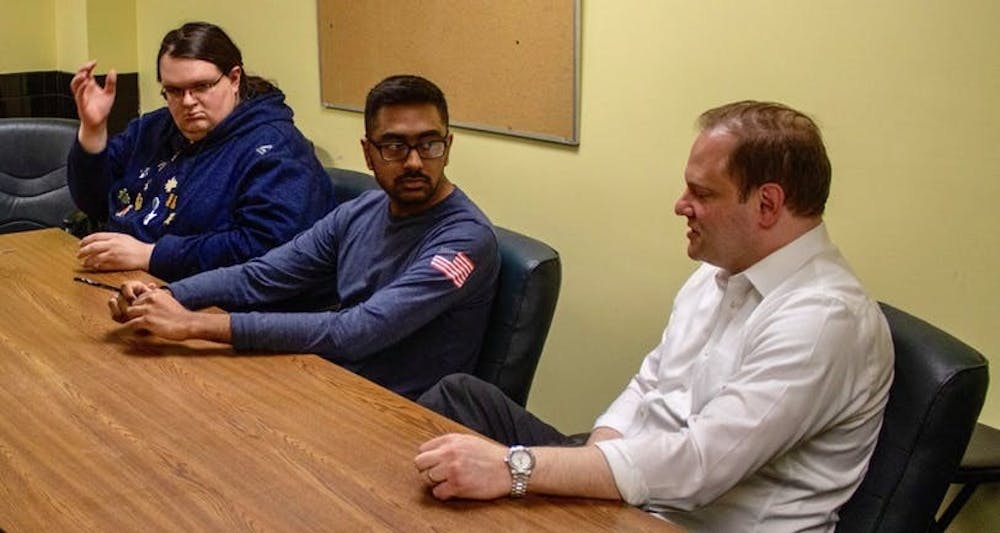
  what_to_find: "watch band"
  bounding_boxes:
[510,474,529,497]
[506,445,535,498]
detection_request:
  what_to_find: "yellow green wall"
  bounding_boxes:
[10,0,999,528]
[54,0,88,72]
[0,1,56,72]
[86,0,138,73]
[0,0,134,75]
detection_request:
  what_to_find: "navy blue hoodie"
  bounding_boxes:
[68,91,336,281]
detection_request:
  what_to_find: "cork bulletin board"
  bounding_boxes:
[317,0,580,145]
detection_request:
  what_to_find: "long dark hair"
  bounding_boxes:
[156,21,276,100]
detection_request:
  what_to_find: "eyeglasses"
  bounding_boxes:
[160,73,226,102]
[367,138,448,162]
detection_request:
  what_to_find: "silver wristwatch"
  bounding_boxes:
[505,445,535,497]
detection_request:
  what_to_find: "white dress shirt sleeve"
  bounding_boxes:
[597,290,885,510]
[594,332,667,434]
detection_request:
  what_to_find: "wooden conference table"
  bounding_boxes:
[0,229,670,532]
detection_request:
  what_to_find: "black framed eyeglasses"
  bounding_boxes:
[367,138,448,162]
[160,72,226,101]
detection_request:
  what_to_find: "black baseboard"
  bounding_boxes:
[0,70,139,134]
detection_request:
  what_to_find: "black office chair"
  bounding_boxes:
[836,303,990,533]
[0,117,79,234]
[474,225,560,406]
[935,422,1000,529]
[325,167,561,406]
[328,167,380,205]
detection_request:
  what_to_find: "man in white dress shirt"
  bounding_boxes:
[413,101,894,532]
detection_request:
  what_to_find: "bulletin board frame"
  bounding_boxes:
[317,0,581,145]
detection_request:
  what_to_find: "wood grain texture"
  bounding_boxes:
[0,229,672,531]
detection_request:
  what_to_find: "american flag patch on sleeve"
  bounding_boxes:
[430,252,475,288]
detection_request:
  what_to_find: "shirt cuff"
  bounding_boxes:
[228,312,254,352]
[148,234,184,281]
[595,439,650,506]
[165,279,193,307]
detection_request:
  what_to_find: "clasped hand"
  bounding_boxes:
[109,281,193,340]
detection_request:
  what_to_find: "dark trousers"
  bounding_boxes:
[417,373,584,447]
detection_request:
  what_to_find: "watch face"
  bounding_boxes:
[510,449,533,471]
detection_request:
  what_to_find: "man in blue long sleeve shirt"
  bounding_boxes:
[110,75,500,399]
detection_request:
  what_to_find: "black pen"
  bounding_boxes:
[73,276,121,293]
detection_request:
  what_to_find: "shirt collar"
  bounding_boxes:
[738,222,834,297]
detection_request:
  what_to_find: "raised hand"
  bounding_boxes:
[70,60,117,152]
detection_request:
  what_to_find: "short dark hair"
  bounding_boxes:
[699,101,831,217]
[157,21,276,100]
[364,75,449,136]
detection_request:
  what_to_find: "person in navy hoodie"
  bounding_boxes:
[68,21,335,281]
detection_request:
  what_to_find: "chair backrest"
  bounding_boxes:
[0,117,79,234]
[475,226,560,406]
[325,167,561,406]
[328,166,380,204]
[836,302,989,532]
